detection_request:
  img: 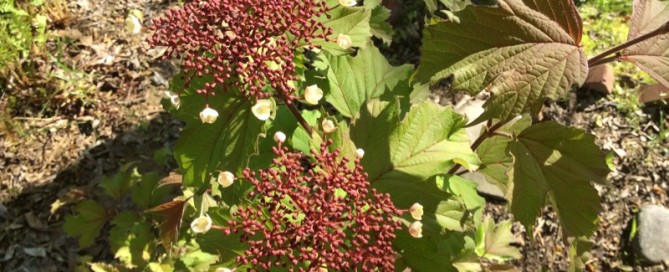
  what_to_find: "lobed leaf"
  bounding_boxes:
[417,0,587,123]
[508,121,609,237]
[474,217,522,262]
[64,200,108,248]
[622,0,669,88]
[316,46,413,119]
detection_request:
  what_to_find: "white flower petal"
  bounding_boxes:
[336,34,352,49]
[409,221,423,238]
[190,214,212,234]
[170,95,181,109]
[252,99,273,121]
[218,171,235,188]
[125,15,142,35]
[338,0,357,7]
[304,84,323,105]
[215,268,233,272]
[199,107,219,124]
[409,203,423,221]
[322,119,336,134]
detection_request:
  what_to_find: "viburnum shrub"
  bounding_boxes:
[223,139,402,270]
[64,0,669,271]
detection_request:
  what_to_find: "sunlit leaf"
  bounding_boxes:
[622,0,669,88]
[315,46,412,119]
[109,212,153,268]
[475,217,521,262]
[417,0,587,123]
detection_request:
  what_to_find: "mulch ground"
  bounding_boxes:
[1,1,668,271]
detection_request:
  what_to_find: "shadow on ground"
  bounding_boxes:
[0,112,181,271]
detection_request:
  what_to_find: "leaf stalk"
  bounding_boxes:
[587,21,669,67]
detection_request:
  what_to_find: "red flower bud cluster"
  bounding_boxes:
[227,140,402,271]
[148,0,332,100]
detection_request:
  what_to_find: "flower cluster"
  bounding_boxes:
[226,140,402,271]
[148,0,332,100]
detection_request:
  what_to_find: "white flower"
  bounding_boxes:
[274,131,286,143]
[252,99,273,121]
[304,85,323,105]
[336,34,353,49]
[355,148,365,159]
[218,171,235,188]
[409,203,423,220]
[169,95,180,109]
[190,214,212,234]
[199,107,219,124]
[215,268,233,272]
[125,11,142,35]
[409,221,423,238]
[322,119,336,134]
[339,0,357,7]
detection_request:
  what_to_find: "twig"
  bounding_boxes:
[587,21,669,67]
[447,120,508,175]
[283,98,314,136]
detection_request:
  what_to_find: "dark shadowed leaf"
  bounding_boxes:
[169,75,265,188]
[63,200,108,248]
[509,122,609,237]
[622,0,669,88]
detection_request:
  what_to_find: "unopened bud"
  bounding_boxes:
[274,131,286,143]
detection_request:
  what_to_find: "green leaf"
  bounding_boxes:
[352,101,480,232]
[64,200,108,248]
[316,7,372,54]
[568,237,594,272]
[369,5,393,44]
[131,172,172,209]
[316,46,412,119]
[474,217,522,262]
[178,248,218,272]
[89,263,121,272]
[439,175,485,225]
[508,121,609,237]
[622,0,669,88]
[99,164,140,200]
[475,116,532,195]
[109,212,153,268]
[417,0,587,122]
[170,76,265,188]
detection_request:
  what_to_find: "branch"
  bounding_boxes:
[447,120,508,175]
[284,98,314,136]
[588,21,669,67]
[588,53,621,67]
